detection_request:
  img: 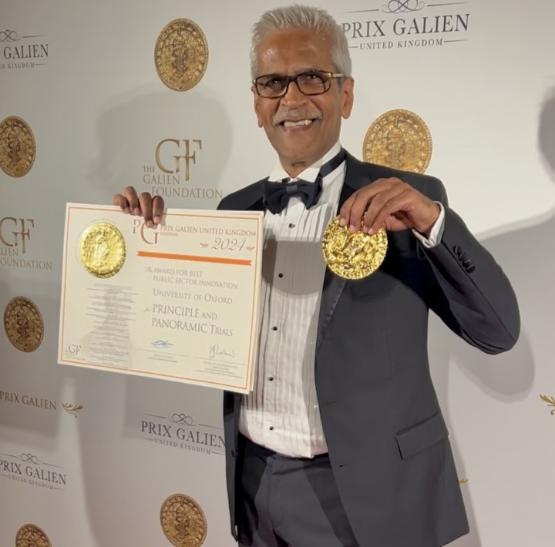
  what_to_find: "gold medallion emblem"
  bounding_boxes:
[160,493,207,546]
[4,296,44,352]
[0,116,36,178]
[155,19,209,91]
[15,523,51,547]
[322,217,388,280]
[79,222,126,278]
[363,109,432,173]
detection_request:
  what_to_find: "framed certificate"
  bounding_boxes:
[58,203,263,394]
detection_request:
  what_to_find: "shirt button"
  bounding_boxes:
[278,273,284,278]
[268,377,274,381]
[272,326,278,331]
[269,426,274,431]
[288,223,295,228]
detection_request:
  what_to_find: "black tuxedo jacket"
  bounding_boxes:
[218,152,520,546]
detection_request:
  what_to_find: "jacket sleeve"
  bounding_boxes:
[419,179,520,354]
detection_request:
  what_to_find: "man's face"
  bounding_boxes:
[252,28,354,175]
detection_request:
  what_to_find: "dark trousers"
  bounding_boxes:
[237,435,358,547]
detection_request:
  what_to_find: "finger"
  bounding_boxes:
[139,192,154,227]
[368,191,413,234]
[123,186,140,215]
[348,178,403,231]
[152,195,165,225]
[339,178,389,229]
[113,193,130,212]
[362,185,406,232]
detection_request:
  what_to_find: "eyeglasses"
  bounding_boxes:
[253,70,345,98]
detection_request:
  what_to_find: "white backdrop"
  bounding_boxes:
[1,0,554,545]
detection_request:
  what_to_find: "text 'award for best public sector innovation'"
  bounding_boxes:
[58,203,263,394]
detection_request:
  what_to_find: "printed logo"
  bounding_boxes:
[154,19,209,92]
[0,116,36,178]
[140,138,222,202]
[342,1,471,51]
[0,451,68,491]
[0,29,49,70]
[15,523,51,547]
[0,215,54,271]
[141,410,225,456]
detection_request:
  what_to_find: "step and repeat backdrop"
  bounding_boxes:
[1,0,554,545]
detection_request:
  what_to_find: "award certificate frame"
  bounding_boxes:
[58,203,263,394]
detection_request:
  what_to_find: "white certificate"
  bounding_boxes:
[58,203,263,394]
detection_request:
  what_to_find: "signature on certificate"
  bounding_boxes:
[208,344,235,359]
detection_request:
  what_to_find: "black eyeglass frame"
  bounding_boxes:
[252,70,346,98]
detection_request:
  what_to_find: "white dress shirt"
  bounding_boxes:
[239,143,444,457]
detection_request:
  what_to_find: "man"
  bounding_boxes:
[115,6,519,546]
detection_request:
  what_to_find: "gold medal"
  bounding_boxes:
[155,19,209,92]
[160,493,207,547]
[322,217,388,279]
[79,222,126,278]
[363,109,432,174]
[0,116,36,178]
[4,296,44,352]
[16,523,51,547]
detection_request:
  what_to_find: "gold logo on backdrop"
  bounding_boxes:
[155,19,209,92]
[160,493,207,546]
[155,139,202,181]
[540,394,555,415]
[322,217,388,279]
[0,216,34,254]
[4,296,44,352]
[363,109,432,173]
[15,523,51,547]
[62,403,84,417]
[0,116,36,177]
[79,222,126,278]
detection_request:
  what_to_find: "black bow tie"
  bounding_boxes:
[263,148,347,214]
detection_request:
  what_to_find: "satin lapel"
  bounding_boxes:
[219,180,266,212]
[316,154,374,351]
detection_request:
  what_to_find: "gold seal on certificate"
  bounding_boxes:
[322,217,388,279]
[79,222,126,278]
[160,493,207,546]
[155,18,209,91]
[16,523,51,547]
[363,109,432,174]
[4,296,44,352]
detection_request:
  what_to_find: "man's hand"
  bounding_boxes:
[339,177,440,236]
[113,186,165,228]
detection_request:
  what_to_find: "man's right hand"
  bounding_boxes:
[113,187,165,228]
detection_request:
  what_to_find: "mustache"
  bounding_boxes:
[272,109,322,126]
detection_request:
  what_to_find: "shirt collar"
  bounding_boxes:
[268,142,342,183]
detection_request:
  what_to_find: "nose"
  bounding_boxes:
[281,78,307,105]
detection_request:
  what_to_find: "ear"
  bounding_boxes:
[252,85,264,128]
[341,77,355,119]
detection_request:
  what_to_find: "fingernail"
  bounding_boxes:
[147,220,153,228]
[134,208,140,215]
[154,216,160,224]
[368,226,375,235]
[349,224,357,232]
[339,218,346,227]
[362,226,368,233]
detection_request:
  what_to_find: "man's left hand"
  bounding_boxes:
[339,177,440,236]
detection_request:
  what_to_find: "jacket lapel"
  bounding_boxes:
[316,153,376,351]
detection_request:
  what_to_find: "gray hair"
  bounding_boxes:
[250,5,352,79]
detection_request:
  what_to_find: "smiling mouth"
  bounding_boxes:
[278,118,319,128]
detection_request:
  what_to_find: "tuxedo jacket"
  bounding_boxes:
[218,152,520,547]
